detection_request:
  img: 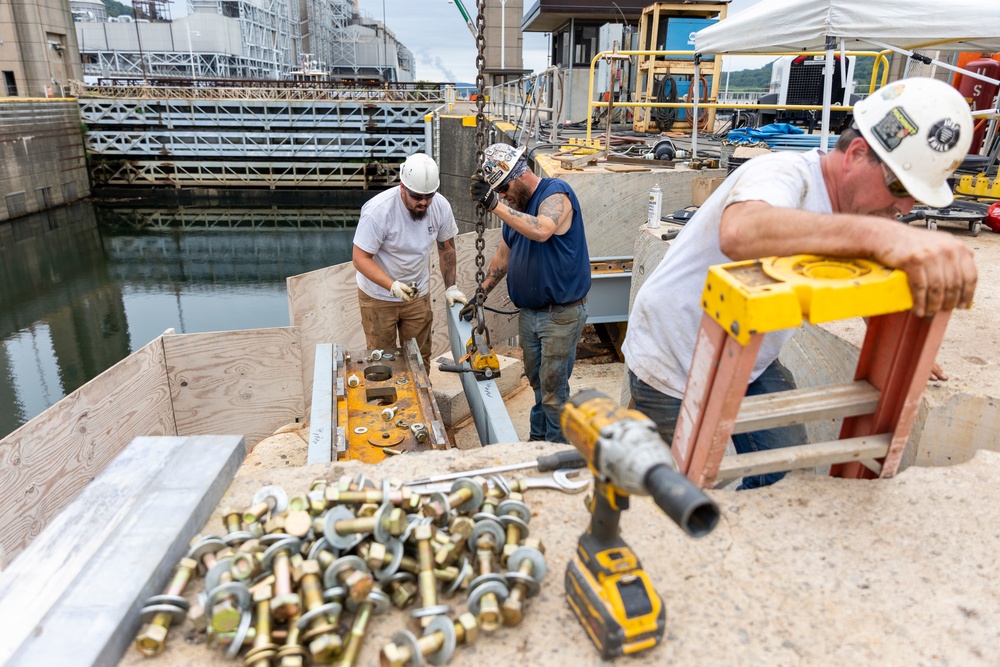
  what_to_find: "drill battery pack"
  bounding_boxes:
[564,532,665,660]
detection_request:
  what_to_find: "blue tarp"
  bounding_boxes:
[728,124,839,151]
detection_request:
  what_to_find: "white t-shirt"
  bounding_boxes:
[353,186,458,301]
[622,149,832,398]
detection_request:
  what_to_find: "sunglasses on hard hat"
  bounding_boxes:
[403,185,435,202]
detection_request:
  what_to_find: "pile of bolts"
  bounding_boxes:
[134,472,548,666]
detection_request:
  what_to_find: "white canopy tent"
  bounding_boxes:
[692,0,1000,151]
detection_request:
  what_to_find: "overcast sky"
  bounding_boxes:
[357,0,771,83]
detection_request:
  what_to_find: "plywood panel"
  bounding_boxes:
[289,227,514,403]
[0,337,175,567]
[163,328,304,447]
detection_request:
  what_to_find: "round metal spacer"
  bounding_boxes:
[468,516,505,552]
[443,557,474,597]
[346,587,390,614]
[187,535,227,568]
[468,572,506,592]
[490,474,512,497]
[426,491,452,526]
[204,556,234,592]
[308,535,341,562]
[373,536,404,580]
[507,545,547,581]
[206,581,252,612]
[295,600,341,630]
[224,608,254,660]
[389,629,424,667]
[371,501,391,543]
[504,571,540,598]
[139,602,187,625]
[498,514,530,540]
[408,603,451,621]
[496,499,531,523]
[322,585,348,603]
[323,505,359,550]
[145,594,190,611]
[323,554,369,590]
[221,530,255,547]
[450,477,484,513]
[252,485,289,515]
[424,614,457,665]
[260,536,303,570]
[466,580,509,615]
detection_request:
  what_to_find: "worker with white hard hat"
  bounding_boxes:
[352,152,467,360]
[469,143,591,443]
[623,77,977,489]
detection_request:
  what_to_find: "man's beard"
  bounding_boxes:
[506,181,531,212]
[407,206,428,221]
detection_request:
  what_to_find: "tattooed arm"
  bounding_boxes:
[481,239,511,297]
[437,237,457,286]
[492,192,573,242]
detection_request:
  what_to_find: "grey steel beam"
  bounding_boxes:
[444,304,519,446]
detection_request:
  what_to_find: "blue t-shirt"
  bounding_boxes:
[502,178,591,310]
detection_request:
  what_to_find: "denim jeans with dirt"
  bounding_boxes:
[628,360,807,489]
[519,303,588,443]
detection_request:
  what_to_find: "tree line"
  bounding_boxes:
[723,57,877,91]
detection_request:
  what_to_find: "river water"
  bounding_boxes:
[0,199,367,439]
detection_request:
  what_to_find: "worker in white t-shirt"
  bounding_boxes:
[623,77,978,489]
[352,153,467,361]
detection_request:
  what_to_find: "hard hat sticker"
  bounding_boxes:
[870,107,919,152]
[927,119,961,153]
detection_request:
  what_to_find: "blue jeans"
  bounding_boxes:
[629,361,807,489]
[519,302,588,443]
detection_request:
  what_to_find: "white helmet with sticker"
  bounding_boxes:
[852,77,973,207]
[482,143,527,190]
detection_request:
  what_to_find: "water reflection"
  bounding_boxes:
[0,201,359,439]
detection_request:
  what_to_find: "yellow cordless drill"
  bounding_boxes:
[560,389,720,660]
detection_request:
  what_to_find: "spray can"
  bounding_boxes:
[647,183,662,229]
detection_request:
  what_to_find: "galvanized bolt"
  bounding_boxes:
[243,584,279,667]
[324,554,374,602]
[501,539,546,626]
[261,536,303,623]
[295,560,342,662]
[135,557,197,656]
[409,522,450,626]
[379,615,458,667]
[421,477,486,520]
[497,498,531,565]
[332,589,390,667]
[275,611,308,667]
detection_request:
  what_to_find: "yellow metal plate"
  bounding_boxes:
[701,255,913,345]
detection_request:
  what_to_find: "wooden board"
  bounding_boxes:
[163,328,304,447]
[0,435,245,666]
[0,336,175,567]
[605,164,652,173]
[289,227,516,405]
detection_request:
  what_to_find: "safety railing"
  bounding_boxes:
[486,66,565,145]
[582,48,895,155]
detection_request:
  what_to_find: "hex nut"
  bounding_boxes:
[455,612,478,644]
[135,623,169,656]
[271,592,301,622]
[387,508,407,535]
[414,524,432,541]
[380,641,409,667]
[501,596,524,626]
[523,537,545,555]
[308,632,341,662]
[300,560,321,577]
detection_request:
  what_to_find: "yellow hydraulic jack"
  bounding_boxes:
[440,308,501,381]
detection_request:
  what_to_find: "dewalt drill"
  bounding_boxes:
[560,389,720,660]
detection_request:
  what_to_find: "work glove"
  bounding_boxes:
[459,301,476,322]
[470,174,499,211]
[389,280,417,302]
[445,285,469,307]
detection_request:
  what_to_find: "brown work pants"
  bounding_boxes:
[357,288,433,361]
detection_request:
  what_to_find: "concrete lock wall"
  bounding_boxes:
[0,99,90,224]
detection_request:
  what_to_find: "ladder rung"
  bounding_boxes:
[715,433,892,483]
[733,381,880,434]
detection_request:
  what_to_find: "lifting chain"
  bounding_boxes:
[472,0,488,336]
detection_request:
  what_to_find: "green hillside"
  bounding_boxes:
[103,0,133,18]
[724,57,877,92]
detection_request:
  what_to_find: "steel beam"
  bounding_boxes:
[445,304,519,446]
[587,256,632,324]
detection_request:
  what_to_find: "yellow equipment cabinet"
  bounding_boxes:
[633,2,728,134]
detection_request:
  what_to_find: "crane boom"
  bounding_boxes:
[452,0,478,39]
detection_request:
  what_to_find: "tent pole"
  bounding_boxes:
[865,39,1000,87]
[692,53,700,160]
[821,36,834,152]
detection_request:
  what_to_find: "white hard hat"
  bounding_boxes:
[400,153,440,194]
[852,77,972,207]
[482,143,527,190]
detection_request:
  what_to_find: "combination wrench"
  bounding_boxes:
[405,468,591,495]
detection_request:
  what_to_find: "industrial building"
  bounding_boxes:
[73,0,415,82]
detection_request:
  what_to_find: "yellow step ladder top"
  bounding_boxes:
[701,255,913,345]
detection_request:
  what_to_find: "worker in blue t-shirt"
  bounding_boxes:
[469,143,591,443]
